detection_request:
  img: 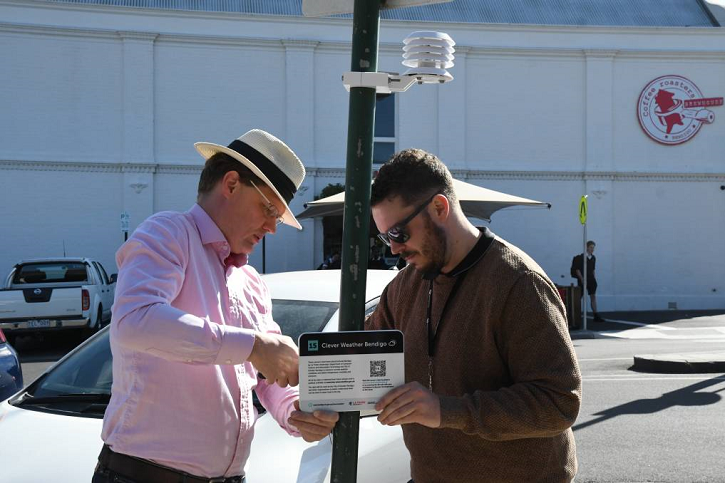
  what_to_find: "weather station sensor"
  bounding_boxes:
[342,31,455,94]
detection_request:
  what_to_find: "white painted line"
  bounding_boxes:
[582,373,650,377]
[637,326,725,331]
[636,350,725,356]
[578,357,633,361]
[596,329,725,340]
[598,318,676,330]
[583,376,725,382]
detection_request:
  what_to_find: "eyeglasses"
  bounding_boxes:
[249,180,284,226]
[377,193,439,247]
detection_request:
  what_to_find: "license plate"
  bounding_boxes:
[29,319,51,328]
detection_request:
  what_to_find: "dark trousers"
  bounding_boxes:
[93,464,247,483]
[92,464,139,483]
[93,445,245,483]
[578,279,598,296]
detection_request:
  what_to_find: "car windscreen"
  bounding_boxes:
[12,262,88,284]
[29,330,112,399]
[271,299,339,343]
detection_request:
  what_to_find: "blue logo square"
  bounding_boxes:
[308,340,319,352]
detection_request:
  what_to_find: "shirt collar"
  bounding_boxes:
[188,204,248,268]
[445,226,495,277]
[422,227,496,280]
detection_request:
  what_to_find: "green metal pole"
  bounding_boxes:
[331,1,381,482]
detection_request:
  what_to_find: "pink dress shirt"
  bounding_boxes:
[101,204,300,478]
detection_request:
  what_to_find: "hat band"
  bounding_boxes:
[227,140,296,204]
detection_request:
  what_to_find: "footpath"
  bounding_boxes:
[569,309,725,374]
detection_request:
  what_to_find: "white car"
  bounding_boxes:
[0,269,410,482]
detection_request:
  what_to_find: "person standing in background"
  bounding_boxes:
[571,240,604,322]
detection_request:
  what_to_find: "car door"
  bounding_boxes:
[96,262,115,313]
[91,262,113,322]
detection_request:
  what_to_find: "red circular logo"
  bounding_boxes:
[637,75,721,146]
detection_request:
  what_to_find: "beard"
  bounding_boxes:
[400,212,447,276]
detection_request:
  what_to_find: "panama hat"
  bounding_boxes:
[195,129,306,230]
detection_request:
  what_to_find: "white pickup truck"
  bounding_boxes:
[0,258,116,343]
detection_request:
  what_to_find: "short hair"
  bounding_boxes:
[586,240,596,248]
[371,149,457,207]
[197,152,262,197]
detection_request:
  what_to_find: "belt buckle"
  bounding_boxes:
[208,479,226,483]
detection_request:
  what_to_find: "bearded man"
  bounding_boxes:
[366,148,582,483]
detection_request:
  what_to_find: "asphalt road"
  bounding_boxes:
[15,331,85,384]
[574,337,725,482]
[13,312,725,482]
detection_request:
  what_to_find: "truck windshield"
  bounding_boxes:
[12,262,88,284]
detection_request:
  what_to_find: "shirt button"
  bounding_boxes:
[186,359,192,363]
[226,359,232,364]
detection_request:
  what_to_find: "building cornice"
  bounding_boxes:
[281,39,320,50]
[0,160,124,173]
[3,160,723,182]
[307,167,347,179]
[458,170,725,182]
[4,1,725,37]
[584,49,619,59]
[118,30,158,42]
[0,159,201,174]
[2,22,724,60]
[0,21,119,40]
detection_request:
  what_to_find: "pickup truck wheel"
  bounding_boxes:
[94,307,102,330]
[82,308,102,339]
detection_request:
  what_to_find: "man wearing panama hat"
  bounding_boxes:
[94,130,338,483]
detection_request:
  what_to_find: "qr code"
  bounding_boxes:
[370,360,386,377]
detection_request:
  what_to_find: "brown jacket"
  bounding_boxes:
[367,230,582,483]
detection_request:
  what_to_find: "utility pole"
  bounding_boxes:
[331,1,381,481]
[302,1,455,480]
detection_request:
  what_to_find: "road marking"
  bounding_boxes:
[598,327,725,340]
[578,357,633,362]
[594,318,676,329]
[583,376,725,382]
[582,372,706,378]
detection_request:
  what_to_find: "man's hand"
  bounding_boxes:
[248,332,299,387]
[288,399,339,442]
[375,381,441,428]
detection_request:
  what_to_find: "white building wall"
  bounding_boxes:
[0,1,724,310]
[0,29,123,163]
[313,48,350,168]
[0,165,123,275]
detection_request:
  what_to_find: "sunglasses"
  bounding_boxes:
[249,180,284,226]
[377,193,439,247]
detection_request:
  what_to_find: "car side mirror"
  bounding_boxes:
[109,274,118,284]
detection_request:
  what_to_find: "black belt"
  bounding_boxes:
[98,445,245,483]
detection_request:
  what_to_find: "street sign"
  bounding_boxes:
[579,196,588,225]
[120,211,130,232]
[303,0,451,17]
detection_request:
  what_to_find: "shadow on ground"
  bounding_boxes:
[573,374,725,432]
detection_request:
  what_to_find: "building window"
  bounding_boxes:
[373,94,395,164]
